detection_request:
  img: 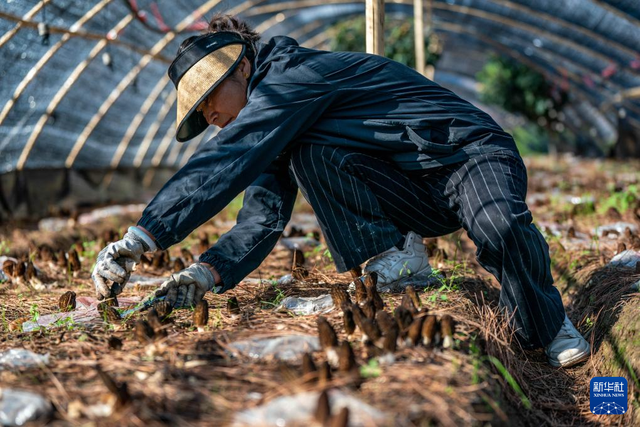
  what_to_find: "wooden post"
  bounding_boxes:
[424,0,435,80]
[366,0,385,55]
[414,0,424,75]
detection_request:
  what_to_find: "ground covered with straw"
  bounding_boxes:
[1,155,639,426]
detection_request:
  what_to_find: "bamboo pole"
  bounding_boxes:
[414,0,424,75]
[366,0,384,55]
[424,0,434,80]
[242,0,637,73]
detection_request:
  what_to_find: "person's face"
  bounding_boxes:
[196,57,251,129]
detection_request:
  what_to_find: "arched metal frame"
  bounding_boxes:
[248,0,640,125]
[2,0,640,176]
[0,0,51,49]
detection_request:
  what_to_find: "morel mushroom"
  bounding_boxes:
[97,302,121,323]
[353,277,367,304]
[181,247,194,264]
[314,389,331,425]
[330,285,351,307]
[134,319,155,344]
[172,257,186,273]
[405,285,422,310]
[193,300,209,332]
[59,291,76,312]
[341,304,356,339]
[440,314,454,349]
[153,299,173,320]
[338,341,357,374]
[67,248,81,275]
[406,316,424,347]
[364,272,384,310]
[421,315,438,347]
[317,316,339,367]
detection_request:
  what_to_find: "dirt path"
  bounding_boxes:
[0,155,638,426]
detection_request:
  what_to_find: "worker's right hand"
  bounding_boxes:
[91,226,155,299]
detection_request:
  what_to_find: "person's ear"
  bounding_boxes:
[238,57,251,79]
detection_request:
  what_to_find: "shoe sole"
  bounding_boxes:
[547,348,591,368]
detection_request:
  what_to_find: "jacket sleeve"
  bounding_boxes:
[137,63,335,249]
[198,156,297,292]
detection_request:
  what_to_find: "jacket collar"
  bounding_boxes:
[247,36,300,97]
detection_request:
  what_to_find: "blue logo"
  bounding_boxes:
[590,377,627,415]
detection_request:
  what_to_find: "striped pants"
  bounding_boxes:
[289,144,565,348]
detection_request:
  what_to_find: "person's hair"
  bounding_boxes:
[174,15,259,83]
[207,13,260,62]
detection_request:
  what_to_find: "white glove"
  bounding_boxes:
[153,263,221,308]
[92,226,156,299]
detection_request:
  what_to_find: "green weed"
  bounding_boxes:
[0,240,10,255]
[323,248,333,263]
[306,243,333,265]
[487,356,532,409]
[29,303,40,323]
[360,358,382,378]
[398,261,412,277]
[599,184,638,214]
[52,316,77,331]
[584,317,594,332]
[427,262,464,304]
[468,337,531,409]
[261,280,286,308]
[80,240,97,264]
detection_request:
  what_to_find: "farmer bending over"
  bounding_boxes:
[91,15,589,368]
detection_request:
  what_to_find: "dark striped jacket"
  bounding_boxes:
[138,35,518,291]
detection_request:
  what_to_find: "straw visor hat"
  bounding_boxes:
[168,32,248,142]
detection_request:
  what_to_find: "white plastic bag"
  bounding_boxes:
[234,389,387,426]
[609,250,640,268]
[0,388,51,426]
[277,294,334,315]
[228,335,320,361]
[0,349,49,371]
[21,296,140,332]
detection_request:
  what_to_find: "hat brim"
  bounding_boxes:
[175,44,245,142]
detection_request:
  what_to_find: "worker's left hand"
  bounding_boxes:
[153,263,221,308]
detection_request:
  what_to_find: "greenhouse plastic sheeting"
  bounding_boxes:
[1,0,640,218]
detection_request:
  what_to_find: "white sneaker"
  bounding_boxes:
[362,231,434,292]
[545,315,590,368]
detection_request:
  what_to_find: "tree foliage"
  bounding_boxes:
[476,54,572,153]
[329,16,441,68]
[476,55,568,131]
